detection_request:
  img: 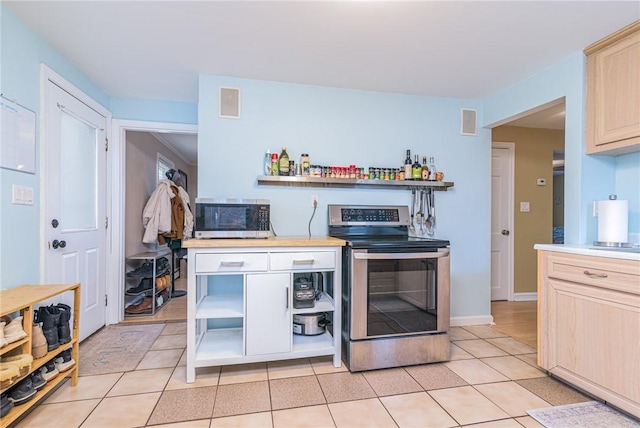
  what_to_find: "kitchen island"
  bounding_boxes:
[182,236,345,383]
[535,244,640,418]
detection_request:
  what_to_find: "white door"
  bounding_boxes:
[245,273,291,355]
[44,80,107,341]
[491,144,514,301]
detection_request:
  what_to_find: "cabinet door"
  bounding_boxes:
[246,273,291,356]
[541,277,640,404]
[587,29,640,153]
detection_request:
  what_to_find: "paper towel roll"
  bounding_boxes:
[597,199,628,243]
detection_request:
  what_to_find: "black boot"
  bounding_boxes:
[55,304,72,345]
[38,306,59,352]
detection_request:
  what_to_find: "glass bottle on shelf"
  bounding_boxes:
[428,156,437,181]
[404,150,412,180]
[421,156,430,180]
[271,153,279,176]
[279,147,290,176]
[412,154,422,180]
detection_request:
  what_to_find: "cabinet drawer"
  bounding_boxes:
[546,253,640,296]
[195,253,268,273]
[270,251,335,271]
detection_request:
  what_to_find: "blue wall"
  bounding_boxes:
[2,3,638,322]
[198,75,491,319]
[0,5,196,288]
[483,52,630,244]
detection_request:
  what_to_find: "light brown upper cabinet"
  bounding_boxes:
[585,20,640,155]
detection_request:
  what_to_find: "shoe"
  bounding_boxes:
[55,304,72,345]
[0,363,20,389]
[38,306,60,352]
[2,316,28,345]
[31,322,48,359]
[0,392,13,417]
[124,297,153,314]
[40,360,59,381]
[53,349,75,373]
[126,260,154,277]
[126,277,153,295]
[30,371,46,391]
[7,375,36,405]
[0,321,5,347]
[1,354,33,377]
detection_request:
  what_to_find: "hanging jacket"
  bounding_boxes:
[142,180,175,244]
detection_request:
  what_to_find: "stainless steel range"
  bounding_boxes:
[328,204,451,372]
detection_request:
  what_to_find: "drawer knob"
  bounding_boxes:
[583,270,608,279]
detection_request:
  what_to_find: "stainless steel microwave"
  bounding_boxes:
[194,198,270,238]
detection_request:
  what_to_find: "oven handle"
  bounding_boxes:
[353,248,449,260]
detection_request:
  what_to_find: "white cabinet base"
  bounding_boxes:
[186,244,342,383]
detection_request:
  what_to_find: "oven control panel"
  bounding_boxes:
[328,205,410,226]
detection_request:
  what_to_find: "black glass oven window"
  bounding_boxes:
[366,258,438,336]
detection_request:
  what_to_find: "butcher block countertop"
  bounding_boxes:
[182,236,346,248]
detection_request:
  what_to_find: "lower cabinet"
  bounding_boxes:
[185,244,342,383]
[246,273,291,356]
[538,250,640,418]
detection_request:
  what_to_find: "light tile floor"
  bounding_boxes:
[12,323,599,428]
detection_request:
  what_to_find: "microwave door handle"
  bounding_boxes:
[353,249,449,260]
[219,260,245,267]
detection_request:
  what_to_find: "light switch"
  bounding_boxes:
[536,178,546,186]
[520,202,530,212]
[12,185,34,205]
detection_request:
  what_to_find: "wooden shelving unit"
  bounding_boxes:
[0,283,80,428]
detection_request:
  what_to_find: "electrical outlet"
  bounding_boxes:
[311,195,319,207]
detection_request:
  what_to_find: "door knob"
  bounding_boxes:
[52,239,67,249]
[501,230,510,236]
[51,219,59,228]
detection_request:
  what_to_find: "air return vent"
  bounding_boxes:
[461,108,477,136]
[219,87,241,119]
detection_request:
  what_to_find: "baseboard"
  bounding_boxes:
[513,292,537,301]
[450,315,495,327]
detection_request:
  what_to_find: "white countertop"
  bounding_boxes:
[534,243,640,261]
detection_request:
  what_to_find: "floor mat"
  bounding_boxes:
[527,401,640,427]
[79,323,165,375]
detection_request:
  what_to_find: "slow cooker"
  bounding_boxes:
[292,313,328,336]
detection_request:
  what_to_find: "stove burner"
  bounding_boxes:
[328,204,449,250]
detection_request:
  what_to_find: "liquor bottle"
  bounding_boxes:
[411,155,422,180]
[404,150,412,180]
[279,147,290,176]
[421,156,430,181]
[428,156,437,181]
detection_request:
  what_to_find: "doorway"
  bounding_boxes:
[108,120,197,325]
[490,100,566,303]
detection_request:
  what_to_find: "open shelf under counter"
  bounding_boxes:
[292,331,336,355]
[293,293,335,314]
[257,175,454,191]
[195,328,244,364]
[196,295,244,319]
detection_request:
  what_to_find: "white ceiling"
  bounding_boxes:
[5,1,638,159]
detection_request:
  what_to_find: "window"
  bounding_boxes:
[157,153,174,185]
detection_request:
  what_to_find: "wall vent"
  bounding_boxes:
[219,87,241,119]
[461,108,477,136]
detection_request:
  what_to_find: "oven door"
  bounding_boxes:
[350,248,450,340]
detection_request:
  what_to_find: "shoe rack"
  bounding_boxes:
[124,251,172,317]
[0,283,80,428]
